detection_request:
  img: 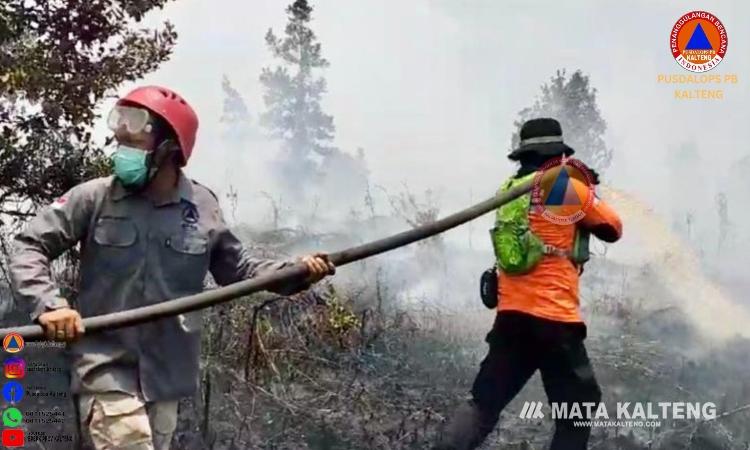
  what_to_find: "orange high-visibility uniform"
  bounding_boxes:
[498,177,622,322]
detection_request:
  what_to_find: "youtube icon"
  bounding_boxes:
[1,428,24,447]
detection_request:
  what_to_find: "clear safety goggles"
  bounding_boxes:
[107,105,154,135]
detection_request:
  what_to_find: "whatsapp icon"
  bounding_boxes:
[2,407,22,427]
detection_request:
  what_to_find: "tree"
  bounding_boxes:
[0,1,177,290]
[219,75,254,185]
[259,0,335,196]
[0,0,177,224]
[220,75,252,143]
[513,69,613,173]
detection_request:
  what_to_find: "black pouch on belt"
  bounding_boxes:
[480,266,499,309]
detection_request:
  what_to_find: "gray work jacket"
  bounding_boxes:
[9,174,304,401]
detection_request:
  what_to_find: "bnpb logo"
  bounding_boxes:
[2,333,23,354]
[532,157,595,225]
[670,11,727,73]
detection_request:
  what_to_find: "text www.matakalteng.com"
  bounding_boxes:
[573,420,662,428]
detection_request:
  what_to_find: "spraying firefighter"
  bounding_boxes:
[8,86,335,450]
[435,118,623,450]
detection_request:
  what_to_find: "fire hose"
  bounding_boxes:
[0,174,546,341]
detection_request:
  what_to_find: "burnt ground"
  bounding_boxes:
[169,274,750,450]
[1,258,749,450]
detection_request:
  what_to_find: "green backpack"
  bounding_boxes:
[490,173,590,275]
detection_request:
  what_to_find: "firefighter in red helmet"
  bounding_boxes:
[9,86,335,450]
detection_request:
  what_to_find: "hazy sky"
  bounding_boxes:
[89,1,750,333]
[108,0,749,224]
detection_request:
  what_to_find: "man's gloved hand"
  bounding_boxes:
[299,253,336,284]
[37,307,85,342]
[588,167,601,185]
[579,162,601,185]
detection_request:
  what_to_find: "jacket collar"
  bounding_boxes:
[111,172,194,206]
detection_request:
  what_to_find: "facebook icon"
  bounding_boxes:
[2,381,23,404]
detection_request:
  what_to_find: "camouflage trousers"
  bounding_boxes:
[79,392,178,450]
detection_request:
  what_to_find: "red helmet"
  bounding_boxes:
[117,86,199,165]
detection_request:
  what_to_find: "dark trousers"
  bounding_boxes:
[436,311,602,450]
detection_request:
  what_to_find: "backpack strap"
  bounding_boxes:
[542,244,571,258]
[543,241,585,275]
[496,173,591,272]
[546,228,591,275]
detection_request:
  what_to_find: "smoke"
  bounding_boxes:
[602,186,750,341]
[102,1,750,347]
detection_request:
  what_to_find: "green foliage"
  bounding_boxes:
[0,0,177,221]
[324,287,361,338]
[259,0,335,192]
[513,69,613,173]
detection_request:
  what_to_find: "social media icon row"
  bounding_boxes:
[0,334,24,447]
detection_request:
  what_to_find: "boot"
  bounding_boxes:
[433,400,499,450]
